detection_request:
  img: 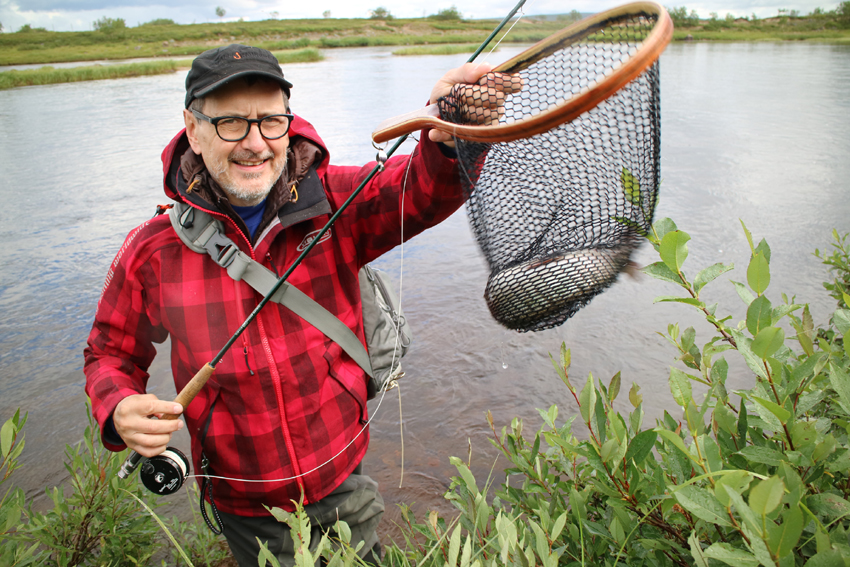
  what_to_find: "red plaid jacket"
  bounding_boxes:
[84,116,463,516]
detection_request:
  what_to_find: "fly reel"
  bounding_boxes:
[139,447,190,495]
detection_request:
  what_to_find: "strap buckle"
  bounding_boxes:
[202,231,239,268]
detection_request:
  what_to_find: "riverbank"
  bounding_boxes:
[4,12,847,68]
[0,47,322,90]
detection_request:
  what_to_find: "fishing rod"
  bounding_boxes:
[117,0,528,490]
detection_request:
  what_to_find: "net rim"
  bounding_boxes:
[372,1,673,144]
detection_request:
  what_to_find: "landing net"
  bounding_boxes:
[439,12,662,332]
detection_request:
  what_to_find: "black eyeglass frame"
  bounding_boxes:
[191,109,295,142]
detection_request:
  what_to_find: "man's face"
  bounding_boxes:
[184,78,289,207]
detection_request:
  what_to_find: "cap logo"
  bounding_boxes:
[233,52,241,59]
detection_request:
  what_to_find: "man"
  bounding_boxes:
[84,44,513,566]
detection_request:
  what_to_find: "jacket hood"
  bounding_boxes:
[161,114,330,204]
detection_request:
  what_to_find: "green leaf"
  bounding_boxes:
[450,457,480,497]
[689,531,710,567]
[747,252,770,295]
[609,372,621,403]
[746,295,773,336]
[448,524,462,567]
[629,382,643,408]
[676,485,733,527]
[724,486,764,537]
[767,504,803,558]
[652,217,678,240]
[660,230,691,274]
[752,396,791,425]
[834,309,850,335]
[579,374,596,424]
[654,296,704,307]
[797,304,815,356]
[738,446,784,466]
[740,220,755,253]
[705,542,759,567]
[656,428,700,466]
[751,327,785,359]
[748,475,785,516]
[715,470,753,507]
[828,363,850,415]
[669,368,693,408]
[0,419,13,458]
[621,167,641,204]
[694,262,734,295]
[807,493,850,523]
[625,430,657,465]
[732,280,756,306]
[642,261,684,285]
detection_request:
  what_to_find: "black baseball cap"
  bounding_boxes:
[184,44,293,108]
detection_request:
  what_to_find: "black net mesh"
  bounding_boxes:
[439,13,662,332]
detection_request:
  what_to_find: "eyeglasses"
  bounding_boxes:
[191,109,294,142]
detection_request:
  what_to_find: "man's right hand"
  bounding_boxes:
[113,394,184,457]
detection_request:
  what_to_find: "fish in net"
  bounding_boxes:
[435,5,667,332]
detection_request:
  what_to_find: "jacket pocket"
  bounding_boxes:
[323,342,368,425]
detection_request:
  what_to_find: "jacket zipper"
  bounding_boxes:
[185,200,305,498]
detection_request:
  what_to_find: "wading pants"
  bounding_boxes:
[218,466,384,567]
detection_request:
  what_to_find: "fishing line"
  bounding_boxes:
[190,149,418,487]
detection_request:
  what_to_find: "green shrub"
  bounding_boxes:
[167,482,230,566]
[93,16,127,34]
[263,220,850,567]
[0,410,37,566]
[14,403,162,566]
[429,6,464,21]
[141,18,177,26]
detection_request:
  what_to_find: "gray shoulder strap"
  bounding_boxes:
[168,202,373,377]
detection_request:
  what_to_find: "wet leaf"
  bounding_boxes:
[738,445,784,466]
[705,543,759,567]
[625,430,657,465]
[751,326,784,359]
[715,470,752,507]
[807,492,850,523]
[767,504,803,557]
[828,363,850,415]
[689,532,710,567]
[749,475,784,516]
[676,485,733,527]
[752,396,791,425]
[669,368,693,408]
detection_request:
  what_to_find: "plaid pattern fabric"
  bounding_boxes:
[84,119,463,516]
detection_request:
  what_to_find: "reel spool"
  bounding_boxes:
[140,447,190,495]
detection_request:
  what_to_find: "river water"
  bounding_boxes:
[1,42,849,537]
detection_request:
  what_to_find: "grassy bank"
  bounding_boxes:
[392,43,490,56]
[0,60,177,89]
[0,17,565,66]
[0,47,322,90]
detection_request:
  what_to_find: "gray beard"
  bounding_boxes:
[210,153,287,207]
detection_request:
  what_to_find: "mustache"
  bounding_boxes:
[228,150,274,162]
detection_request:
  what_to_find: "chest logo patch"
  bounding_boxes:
[297,228,332,252]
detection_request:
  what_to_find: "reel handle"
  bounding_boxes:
[116,363,216,478]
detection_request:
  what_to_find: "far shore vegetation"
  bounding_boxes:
[0,4,847,89]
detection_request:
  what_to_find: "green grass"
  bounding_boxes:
[0,18,562,66]
[0,60,178,89]
[0,48,324,90]
[392,43,491,56]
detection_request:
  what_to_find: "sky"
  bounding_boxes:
[2,0,843,33]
